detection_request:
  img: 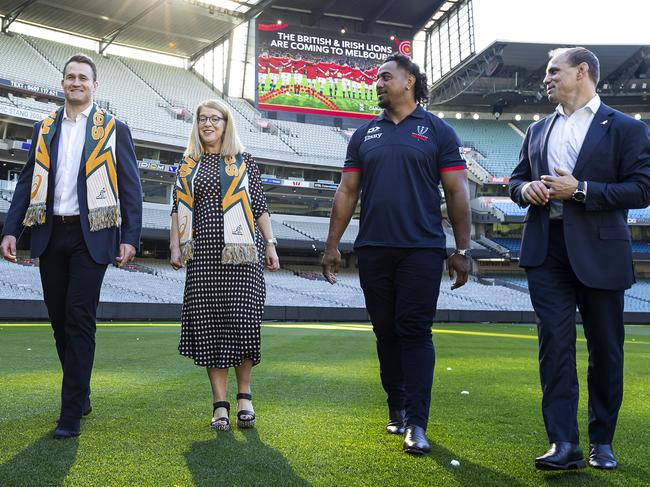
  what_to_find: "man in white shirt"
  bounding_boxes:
[510,47,650,471]
[1,54,142,439]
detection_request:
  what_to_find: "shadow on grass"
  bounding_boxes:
[620,463,650,486]
[537,470,615,486]
[0,433,78,486]
[186,428,310,487]
[428,442,527,486]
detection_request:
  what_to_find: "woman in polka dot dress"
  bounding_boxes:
[169,99,280,431]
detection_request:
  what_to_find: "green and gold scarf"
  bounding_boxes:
[175,153,257,265]
[23,104,120,231]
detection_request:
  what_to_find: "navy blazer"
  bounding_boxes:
[2,115,143,265]
[509,102,650,291]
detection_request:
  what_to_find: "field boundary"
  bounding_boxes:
[2,299,650,323]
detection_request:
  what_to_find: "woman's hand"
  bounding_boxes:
[265,244,280,271]
[170,246,183,270]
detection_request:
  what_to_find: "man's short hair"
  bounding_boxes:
[382,54,429,104]
[63,54,97,81]
[549,47,600,85]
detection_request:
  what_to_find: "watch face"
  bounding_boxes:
[573,191,586,202]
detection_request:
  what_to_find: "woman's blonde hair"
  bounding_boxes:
[184,99,245,160]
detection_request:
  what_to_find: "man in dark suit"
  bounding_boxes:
[1,54,142,439]
[510,47,650,470]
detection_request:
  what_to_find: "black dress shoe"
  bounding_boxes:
[56,403,91,424]
[403,425,431,455]
[386,409,406,435]
[53,427,80,439]
[535,442,586,470]
[589,444,617,469]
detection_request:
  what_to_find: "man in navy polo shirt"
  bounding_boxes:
[322,54,471,455]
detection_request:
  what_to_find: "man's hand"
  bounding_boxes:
[321,247,341,284]
[1,235,17,263]
[170,246,183,270]
[541,167,578,200]
[115,243,136,267]
[448,253,471,290]
[523,181,550,206]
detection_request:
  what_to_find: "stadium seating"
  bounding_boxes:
[629,207,650,222]
[26,36,191,137]
[492,200,527,217]
[447,119,523,177]
[0,34,61,88]
[272,119,347,160]
[5,256,650,312]
[490,237,522,252]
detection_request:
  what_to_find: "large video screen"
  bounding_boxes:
[256,22,412,119]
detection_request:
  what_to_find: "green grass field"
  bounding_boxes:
[1,322,649,486]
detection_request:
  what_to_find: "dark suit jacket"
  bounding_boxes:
[2,115,143,265]
[509,102,650,291]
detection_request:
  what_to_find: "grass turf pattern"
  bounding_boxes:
[0,323,649,486]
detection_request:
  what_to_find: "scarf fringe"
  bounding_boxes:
[89,206,121,231]
[222,243,258,265]
[181,240,194,264]
[23,203,46,227]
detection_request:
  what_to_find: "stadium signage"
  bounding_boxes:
[0,104,44,122]
[313,182,338,190]
[138,159,178,173]
[260,176,339,191]
[256,22,411,119]
[0,78,64,98]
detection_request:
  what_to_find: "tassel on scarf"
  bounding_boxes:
[222,243,258,265]
[23,203,47,227]
[88,206,121,232]
[181,239,194,264]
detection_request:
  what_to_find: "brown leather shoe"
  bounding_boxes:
[589,444,617,470]
[535,442,586,470]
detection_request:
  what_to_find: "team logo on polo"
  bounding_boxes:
[364,126,382,142]
[411,125,429,141]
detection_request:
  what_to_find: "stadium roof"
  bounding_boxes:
[429,41,650,113]
[0,0,272,59]
[265,0,445,37]
[1,0,445,60]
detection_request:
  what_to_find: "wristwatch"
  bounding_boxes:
[266,238,278,246]
[572,181,587,202]
[453,249,471,258]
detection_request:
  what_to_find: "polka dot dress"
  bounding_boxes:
[172,152,268,368]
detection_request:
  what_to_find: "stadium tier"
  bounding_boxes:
[1,32,544,178]
[446,119,524,177]
[485,274,650,312]
[4,257,650,312]
[489,237,522,252]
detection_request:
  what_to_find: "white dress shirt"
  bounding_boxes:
[523,94,600,219]
[53,104,92,216]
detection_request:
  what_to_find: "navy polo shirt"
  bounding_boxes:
[343,105,466,249]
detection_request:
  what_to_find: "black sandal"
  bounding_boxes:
[236,393,256,429]
[210,401,230,431]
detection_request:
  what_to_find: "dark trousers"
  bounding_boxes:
[356,246,445,430]
[39,220,107,430]
[526,221,625,444]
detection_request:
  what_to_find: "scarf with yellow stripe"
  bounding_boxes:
[175,153,257,265]
[23,104,121,231]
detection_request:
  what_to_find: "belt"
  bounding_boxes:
[53,215,81,224]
